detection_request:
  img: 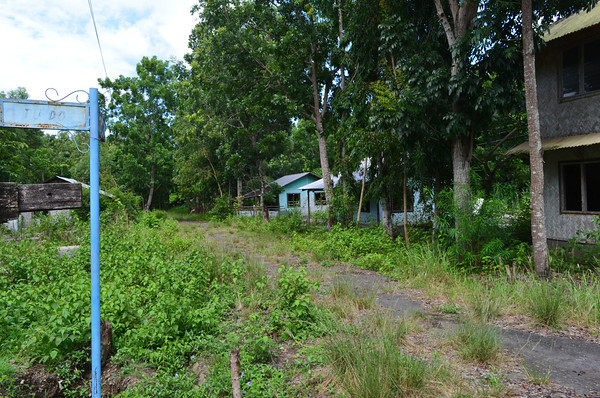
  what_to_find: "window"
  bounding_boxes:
[561,161,600,213]
[360,199,371,213]
[391,192,414,213]
[561,39,600,98]
[287,193,300,208]
[314,192,326,205]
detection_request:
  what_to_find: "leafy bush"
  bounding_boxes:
[272,266,318,340]
[208,195,233,221]
[267,209,306,234]
[436,190,531,272]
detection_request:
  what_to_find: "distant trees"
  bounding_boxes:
[99,56,179,211]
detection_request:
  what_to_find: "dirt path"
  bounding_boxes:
[193,222,600,397]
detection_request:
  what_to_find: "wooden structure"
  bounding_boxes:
[0,182,82,223]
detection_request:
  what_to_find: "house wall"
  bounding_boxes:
[536,27,600,140]
[544,145,599,244]
[279,175,320,215]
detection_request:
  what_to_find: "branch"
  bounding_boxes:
[433,0,456,47]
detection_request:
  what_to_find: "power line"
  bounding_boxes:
[87,0,108,80]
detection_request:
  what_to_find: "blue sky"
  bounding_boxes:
[0,0,197,100]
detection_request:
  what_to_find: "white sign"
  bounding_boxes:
[0,99,88,130]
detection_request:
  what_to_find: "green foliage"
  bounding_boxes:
[208,195,233,221]
[0,356,17,397]
[100,56,178,210]
[272,266,318,340]
[436,190,532,272]
[0,217,232,371]
[267,210,306,234]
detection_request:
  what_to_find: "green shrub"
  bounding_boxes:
[208,195,233,221]
[268,209,305,234]
[272,266,318,340]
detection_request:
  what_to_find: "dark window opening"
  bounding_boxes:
[287,193,300,207]
[561,40,600,98]
[563,46,580,97]
[360,200,371,213]
[584,39,600,93]
[563,164,582,211]
[585,163,600,211]
[314,192,326,205]
[391,192,414,213]
[562,161,600,213]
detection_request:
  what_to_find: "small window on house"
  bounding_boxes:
[561,161,600,213]
[314,192,326,205]
[561,40,600,98]
[360,200,371,213]
[391,192,414,213]
[287,193,300,207]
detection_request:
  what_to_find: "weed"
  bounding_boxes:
[435,303,460,314]
[324,316,439,398]
[526,282,564,327]
[524,366,551,385]
[466,289,501,323]
[454,323,499,363]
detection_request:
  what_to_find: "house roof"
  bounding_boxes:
[243,172,321,198]
[299,175,341,191]
[271,172,320,188]
[505,132,600,155]
[543,4,600,42]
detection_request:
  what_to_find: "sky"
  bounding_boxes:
[0,0,198,101]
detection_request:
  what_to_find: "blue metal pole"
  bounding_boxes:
[89,87,101,398]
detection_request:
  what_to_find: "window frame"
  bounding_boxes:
[559,39,600,101]
[287,192,300,208]
[560,159,600,215]
[313,191,327,206]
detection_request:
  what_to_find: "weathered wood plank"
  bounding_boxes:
[18,183,82,211]
[0,182,19,222]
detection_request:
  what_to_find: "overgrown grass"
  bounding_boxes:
[324,315,452,398]
[453,323,500,363]
[526,281,564,327]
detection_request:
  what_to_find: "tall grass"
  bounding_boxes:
[324,315,444,398]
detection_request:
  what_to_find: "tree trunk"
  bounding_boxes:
[381,197,393,236]
[237,178,243,198]
[452,134,472,213]
[145,154,156,212]
[403,154,409,247]
[309,14,335,228]
[522,0,549,277]
[433,0,479,228]
[357,157,367,225]
[257,159,269,223]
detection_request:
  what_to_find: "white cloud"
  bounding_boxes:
[0,0,198,100]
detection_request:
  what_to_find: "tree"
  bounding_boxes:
[100,56,178,211]
[521,0,549,277]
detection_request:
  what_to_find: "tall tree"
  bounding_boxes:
[521,0,549,277]
[100,56,178,211]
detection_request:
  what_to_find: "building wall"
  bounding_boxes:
[536,27,600,140]
[544,145,599,243]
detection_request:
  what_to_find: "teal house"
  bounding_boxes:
[272,172,321,213]
[242,172,321,215]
